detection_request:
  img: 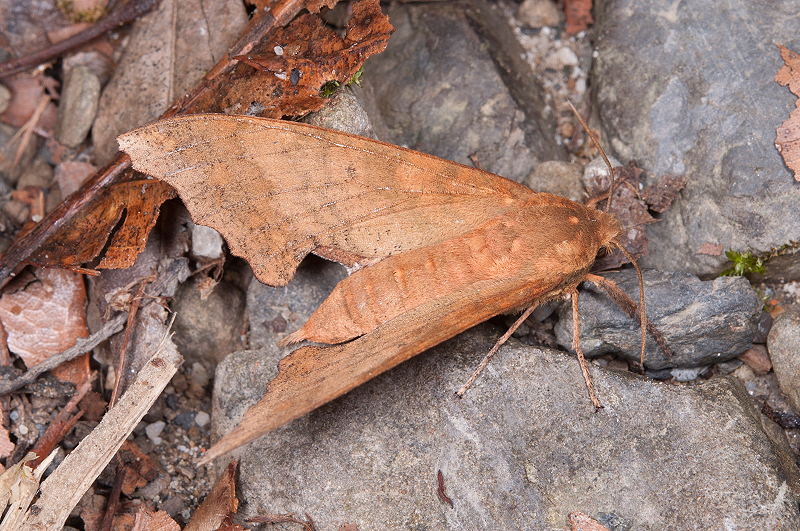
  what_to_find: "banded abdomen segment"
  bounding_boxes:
[281,206,582,345]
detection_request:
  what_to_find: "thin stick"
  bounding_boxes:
[0,0,159,78]
[572,290,602,409]
[21,317,181,531]
[0,313,127,396]
[110,276,153,406]
[455,303,538,397]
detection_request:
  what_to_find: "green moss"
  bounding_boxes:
[319,80,340,98]
[720,250,765,277]
[347,66,364,87]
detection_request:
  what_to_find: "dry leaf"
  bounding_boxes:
[0,426,14,460]
[641,173,686,212]
[184,460,238,531]
[564,0,593,35]
[775,44,800,181]
[26,179,176,271]
[0,268,90,384]
[133,508,181,531]
[118,114,631,461]
[191,0,393,118]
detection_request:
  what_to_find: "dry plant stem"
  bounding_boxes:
[29,376,92,469]
[0,0,159,78]
[455,303,538,397]
[110,277,153,406]
[0,2,304,288]
[19,322,181,531]
[0,154,131,286]
[99,466,126,531]
[10,95,50,168]
[572,290,602,409]
[0,312,127,396]
[0,450,58,531]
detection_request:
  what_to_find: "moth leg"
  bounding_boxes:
[455,304,538,397]
[584,273,675,363]
[572,289,603,410]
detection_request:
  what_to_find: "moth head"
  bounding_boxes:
[592,208,623,254]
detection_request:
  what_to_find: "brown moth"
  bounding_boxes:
[117,114,650,463]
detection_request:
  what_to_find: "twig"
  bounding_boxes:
[110,276,153,406]
[99,466,126,531]
[0,0,159,78]
[0,313,127,396]
[29,375,93,469]
[20,319,181,530]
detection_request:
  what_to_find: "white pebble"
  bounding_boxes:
[274,45,283,55]
[146,421,165,445]
[195,411,210,428]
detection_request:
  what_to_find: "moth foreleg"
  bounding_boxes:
[572,289,603,410]
[455,303,538,397]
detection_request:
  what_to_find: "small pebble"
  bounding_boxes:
[18,424,28,435]
[737,345,772,375]
[670,367,706,382]
[174,411,195,430]
[145,421,166,445]
[190,362,209,387]
[195,411,210,428]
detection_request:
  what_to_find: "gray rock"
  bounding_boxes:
[555,270,762,370]
[592,0,800,277]
[247,256,346,349]
[302,86,376,139]
[524,160,587,203]
[171,275,245,366]
[55,65,100,148]
[190,223,223,260]
[768,310,800,411]
[362,2,562,183]
[212,328,800,530]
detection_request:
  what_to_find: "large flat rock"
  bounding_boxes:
[212,327,800,530]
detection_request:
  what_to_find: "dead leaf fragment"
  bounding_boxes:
[568,511,611,531]
[564,0,593,35]
[696,241,723,256]
[26,179,176,271]
[775,44,800,181]
[194,0,393,118]
[133,508,181,531]
[0,268,89,383]
[641,173,686,212]
[0,426,14,460]
[184,460,239,531]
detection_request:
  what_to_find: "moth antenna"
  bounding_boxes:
[617,246,647,365]
[455,304,538,397]
[571,289,603,409]
[566,101,616,212]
